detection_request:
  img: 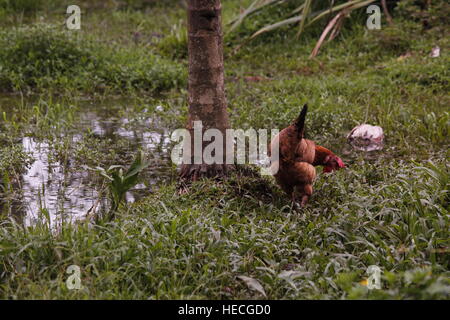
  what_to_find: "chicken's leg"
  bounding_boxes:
[299,184,313,207]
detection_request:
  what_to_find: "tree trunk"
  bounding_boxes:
[180,0,231,182]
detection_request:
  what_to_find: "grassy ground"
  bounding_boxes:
[0,1,449,299]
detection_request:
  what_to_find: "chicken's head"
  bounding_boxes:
[323,155,346,173]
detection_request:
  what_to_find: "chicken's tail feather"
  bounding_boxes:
[294,104,308,138]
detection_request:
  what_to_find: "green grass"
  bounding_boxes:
[0,0,449,299]
[0,24,186,95]
[0,163,448,299]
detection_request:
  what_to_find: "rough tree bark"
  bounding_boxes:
[180,0,232,181]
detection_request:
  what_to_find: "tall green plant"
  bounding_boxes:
[97,150,150,219]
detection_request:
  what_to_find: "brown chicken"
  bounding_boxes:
[269,105,345,206]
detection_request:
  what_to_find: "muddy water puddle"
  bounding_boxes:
[0,97,175,227]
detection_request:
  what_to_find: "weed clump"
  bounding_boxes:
[0,24,186,94]
[157,28,188,60]
[369,26,412,55]
[0,144,33,176]
[395,0,450,31]
[0,144,33,196]
[0,25,99,91]
[0,0,44,13]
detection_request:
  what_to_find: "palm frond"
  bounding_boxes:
[296,0,312,39]
[228,0,377,48]
[249,15,303,39]
[308,0,376,26]
[227,0,283,34]
[231,0,380,56]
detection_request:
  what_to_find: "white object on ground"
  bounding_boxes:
[347,124,384,151]
[430,46,440,58]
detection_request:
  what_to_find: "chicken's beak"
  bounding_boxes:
[337,157,346,169]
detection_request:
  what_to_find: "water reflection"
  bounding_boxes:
[3,100,173,227]
[19,136,104,226]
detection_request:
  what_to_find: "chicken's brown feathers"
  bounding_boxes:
[294,104,308,138]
